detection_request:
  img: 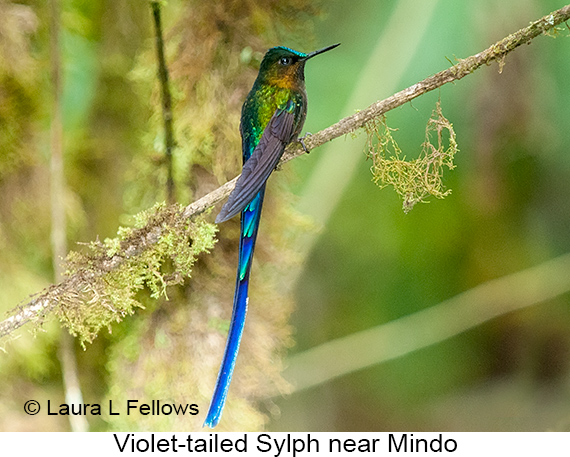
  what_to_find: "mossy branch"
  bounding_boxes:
[1,4,569,341]
[0,203,218,344]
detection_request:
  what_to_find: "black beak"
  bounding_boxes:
[303,43,340,60]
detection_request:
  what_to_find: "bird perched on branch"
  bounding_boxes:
[204,43,340,428]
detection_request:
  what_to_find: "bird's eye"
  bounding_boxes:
[279,56,292,66]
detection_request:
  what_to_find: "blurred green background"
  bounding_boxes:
[2,0,570,431]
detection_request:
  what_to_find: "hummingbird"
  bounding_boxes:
[204,43,340,428]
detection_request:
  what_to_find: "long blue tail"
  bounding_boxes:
[204,187,266,428]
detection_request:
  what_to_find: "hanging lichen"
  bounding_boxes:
[366,101,458,213]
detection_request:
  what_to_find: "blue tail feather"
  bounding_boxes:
[203,187,265,428]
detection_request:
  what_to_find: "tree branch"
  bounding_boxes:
[188,3,570,215]
[2,4,569,341]
[151,0,176,204]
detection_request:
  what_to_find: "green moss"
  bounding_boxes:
[366,101,458,213]
[59,202,217,345]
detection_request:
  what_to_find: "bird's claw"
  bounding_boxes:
[298,132,312,153]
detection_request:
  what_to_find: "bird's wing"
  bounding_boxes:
[215,103,296,223]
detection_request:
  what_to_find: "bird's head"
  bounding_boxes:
[257,43,340,90]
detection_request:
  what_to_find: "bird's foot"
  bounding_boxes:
[298,132,312,153]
